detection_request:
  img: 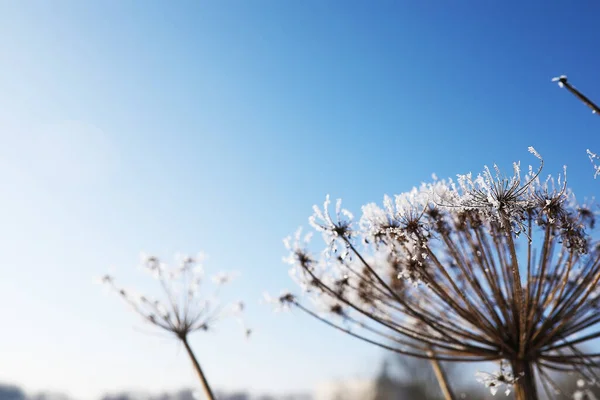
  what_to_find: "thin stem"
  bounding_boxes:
[293,300,496,362]
[555,76,600,115]
[181,336,216,400]
[428,349,456,400]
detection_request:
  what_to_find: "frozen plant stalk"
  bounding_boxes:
[552,75,600,178]
[101,253,249,400]
[552,75,600,115]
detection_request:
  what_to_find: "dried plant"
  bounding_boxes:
[552,75,600,181]
[279,148,600,400]
[101,253,249,400]
[552,75,600,116]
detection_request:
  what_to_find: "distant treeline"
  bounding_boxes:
[0,384,311,400]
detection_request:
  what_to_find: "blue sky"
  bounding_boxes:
[1,1,599,399]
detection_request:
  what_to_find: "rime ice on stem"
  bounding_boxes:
[552,75,600,115]
[283,148,600,400]
[101,253,249,400]
[552,75,600,181]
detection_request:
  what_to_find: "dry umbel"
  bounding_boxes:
[101,253,248,400]
[281,149,600,400]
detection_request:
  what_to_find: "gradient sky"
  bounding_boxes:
[1,1,600,399]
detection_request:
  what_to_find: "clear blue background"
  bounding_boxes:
[1,1,599,398]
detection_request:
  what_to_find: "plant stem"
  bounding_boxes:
[181,336,216,400]
[429,356,455,400]
[558,77,600,115]
[511,360,538,400]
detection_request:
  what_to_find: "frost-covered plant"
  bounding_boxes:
[281,148,600,400]
[552,75,600,181]
[101,253,249,400]
[475,360,520,396]
[552,75,600,115]
[587,150,600,180]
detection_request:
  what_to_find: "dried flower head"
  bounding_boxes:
[262,291,296,313]
[101,252,248,400]
[101,252,246,340]
[283,149,600,400]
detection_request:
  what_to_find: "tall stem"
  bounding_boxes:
[512,360,538,400]
[181,336,216,400]
[428,354,455,400]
